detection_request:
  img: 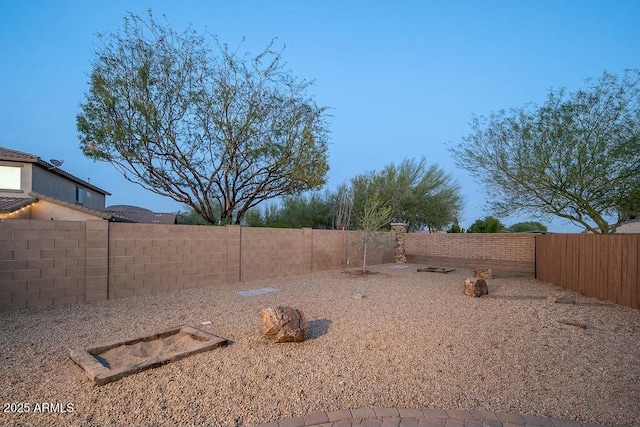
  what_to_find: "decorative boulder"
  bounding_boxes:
[473,267,493,279]
[463,278,489,297]
[260,306,308,343]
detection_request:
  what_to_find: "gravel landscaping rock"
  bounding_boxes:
[1,264,638,426]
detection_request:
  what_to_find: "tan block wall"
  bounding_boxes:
[1,221,395,312]
[240,227,305,282]
[0,219,108,311]
[310,229,345,271]
[404,232,536,273]
[108,223,230,299]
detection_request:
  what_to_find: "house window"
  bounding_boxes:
[0,165,21,190]
[75,186,84,204]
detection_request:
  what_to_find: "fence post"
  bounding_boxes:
[302,228,313,274]
[226,225,241,283]
[85,220,109,302]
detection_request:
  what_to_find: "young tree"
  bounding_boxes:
[354,193,392,273]
[450,69,640,233]
[467,216,506,233]
[350,157,462,231]
[77,11,330,225]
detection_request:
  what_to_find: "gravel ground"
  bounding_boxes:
[1,264,639,427]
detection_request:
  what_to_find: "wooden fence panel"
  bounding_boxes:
[535,234,639,310]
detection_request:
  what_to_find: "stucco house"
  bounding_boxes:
[0,146,176,223]
[0,146,112,220]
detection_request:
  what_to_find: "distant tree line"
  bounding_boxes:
[178,156,463,231]
[447,216,548,233]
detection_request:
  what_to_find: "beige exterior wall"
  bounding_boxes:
[617,221,640,233]
[1,221,393,311]
[404,232,536,273]
[30,200,106,221]
[0,200,107,221]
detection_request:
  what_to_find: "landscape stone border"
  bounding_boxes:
[254,407,606,427]
[69,325,228,386]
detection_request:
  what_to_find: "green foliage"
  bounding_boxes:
[354,192,393,272]
[176,207,210,225]
[450,69,640,233]
[242,208,266,227]
[446,218,464,233]
[77,11,330,225]
[508,221,548,233]
[467,216,506,233]
[242,190,337,229]
[350,157,463,231]
[278,191,337,229]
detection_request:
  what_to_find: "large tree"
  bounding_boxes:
[508,221,548,233]
[467,216,506,233]
[77,12,329,224]
[451,70,640,233]
[350,157,463,231]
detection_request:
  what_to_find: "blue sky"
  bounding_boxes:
[1,1,638,231]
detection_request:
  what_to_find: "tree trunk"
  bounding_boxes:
[362,242,368,273]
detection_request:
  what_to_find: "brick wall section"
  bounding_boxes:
[85,220,108,303]
[240,227,305,282]
[1,221,395,312]
[404,233,536,273]
[311,229,344,270]
[108,223,230,299]
[0,219,93,311]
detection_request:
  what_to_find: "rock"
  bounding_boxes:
[473,267,493,279]
[352,291,366,299]
[463,278,489,297]
[547,294,576,304]
[260,306,308,343]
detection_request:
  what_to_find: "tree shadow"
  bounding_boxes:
[307,319,332,340]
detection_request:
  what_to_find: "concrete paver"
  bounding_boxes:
[253,407,608,427]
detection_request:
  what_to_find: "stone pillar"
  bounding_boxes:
[390,222,409,264]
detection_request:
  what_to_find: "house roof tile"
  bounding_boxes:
[106,210,177,224]
[0,196,38,213]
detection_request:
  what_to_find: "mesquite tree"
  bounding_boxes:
[350,157,463,231]
[77,11,329,224]
[450,70,640,233]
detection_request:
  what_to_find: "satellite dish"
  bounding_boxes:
[49,159,64,169]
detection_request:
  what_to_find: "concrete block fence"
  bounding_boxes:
[0,220,393,311]
[404,232,536,273]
